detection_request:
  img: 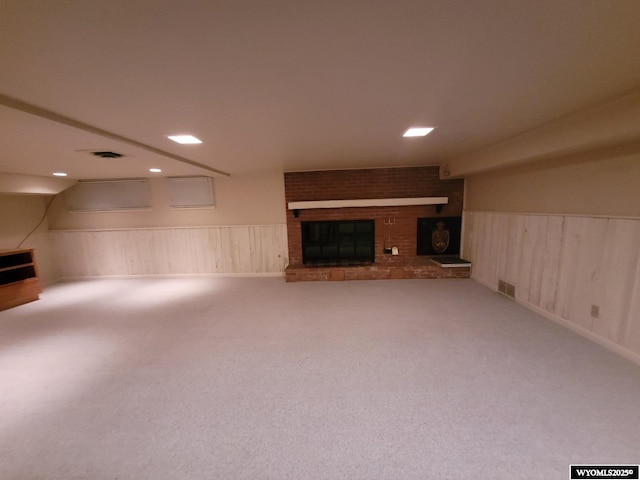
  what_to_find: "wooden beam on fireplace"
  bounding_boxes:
[287,197,448,210]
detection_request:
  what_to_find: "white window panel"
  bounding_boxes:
[65,179,151,212]
[168,176,215,208]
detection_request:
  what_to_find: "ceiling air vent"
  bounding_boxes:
[91,151,124,159]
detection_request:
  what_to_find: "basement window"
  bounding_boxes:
[167,176,215,209]
[65,179,151,212]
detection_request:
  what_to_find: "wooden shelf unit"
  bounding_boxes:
[0,249,42,311]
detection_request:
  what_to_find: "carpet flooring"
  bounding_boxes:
[1,277,639,479]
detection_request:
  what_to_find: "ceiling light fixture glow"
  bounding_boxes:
[149,168,162,173]
[52,172,68,177]
[167,135,202,144]
[403,127,435,137]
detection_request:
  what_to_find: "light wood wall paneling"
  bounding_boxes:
[50,225,288,278]
[505,214,525,286]
[516,215,543,305]
[598,220,640,345]
[624,250,640,354]
[463,211,640,361]
[539,216,563,314]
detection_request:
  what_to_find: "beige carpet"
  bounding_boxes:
[1,277,639,479]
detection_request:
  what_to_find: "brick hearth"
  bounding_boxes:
[285,258,470,282]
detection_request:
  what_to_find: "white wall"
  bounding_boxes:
[464,154,640,217]
[463,155,640,365]
[0,194,59,285]
[47,171,289,277]
[48,171,287,229]
[0,172,75,195]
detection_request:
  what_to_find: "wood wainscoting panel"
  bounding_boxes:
[50,225,288,278]
[462,210,640,362]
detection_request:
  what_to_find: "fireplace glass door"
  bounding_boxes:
[302,220,374,265]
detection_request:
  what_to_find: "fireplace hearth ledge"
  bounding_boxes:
[429,256,472,267]
[285,258,471,282]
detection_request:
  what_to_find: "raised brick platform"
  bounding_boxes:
[285,257,470,282]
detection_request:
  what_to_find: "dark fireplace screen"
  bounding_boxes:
[417,217,462,256]
[302,220,375,265]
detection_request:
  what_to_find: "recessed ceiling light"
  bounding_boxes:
[403,127,435,137]
[167,134,202,144]
[149,168,162,173]
[52,172,68,177]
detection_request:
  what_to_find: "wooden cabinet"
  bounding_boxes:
[0,249,42,311]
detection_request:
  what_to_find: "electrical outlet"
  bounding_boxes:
[590,305,600,318]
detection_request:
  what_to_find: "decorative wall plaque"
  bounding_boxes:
[417,217,462,256]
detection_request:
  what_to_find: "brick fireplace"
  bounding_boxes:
[284,166,470,281]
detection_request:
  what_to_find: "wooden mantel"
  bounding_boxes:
[288,196,448,210]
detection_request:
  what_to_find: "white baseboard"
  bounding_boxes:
[470,274,640,368]
[471,274,495,291]
[518,300,640,368]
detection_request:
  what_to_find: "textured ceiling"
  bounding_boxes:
[1,0,640,180]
